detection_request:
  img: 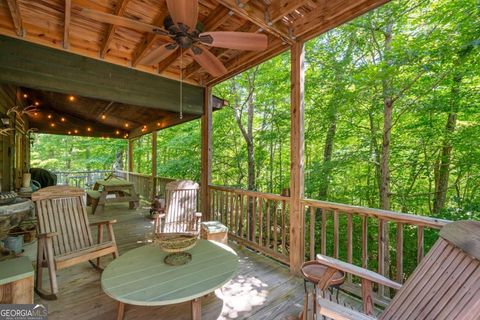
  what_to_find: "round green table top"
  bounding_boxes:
[101,240,238,306]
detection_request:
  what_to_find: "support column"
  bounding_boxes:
[201,87,212,220]
[127,139,134,179]
[151,131,158,200]
[289,41,305,274]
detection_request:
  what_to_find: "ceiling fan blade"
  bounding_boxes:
[191,46,227,77]
[166,0,198,31]
[140,44,178,65]
[199,32,268,51]
[80,8,168,35]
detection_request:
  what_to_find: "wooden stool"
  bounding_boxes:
[200,221,228,244]
[300,260,345,319]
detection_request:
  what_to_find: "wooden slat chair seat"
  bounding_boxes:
[33,186,119,300]
[153,180,201,235]
[314,220,480,320]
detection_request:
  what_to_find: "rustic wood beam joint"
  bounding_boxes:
[100,0,130,59]
[63,0,71,49]
[5,0,25,37]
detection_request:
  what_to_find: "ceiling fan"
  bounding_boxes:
[80,0,269,77]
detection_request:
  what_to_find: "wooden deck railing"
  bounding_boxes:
[54,170,112,189]
[114,170,175,201]
[302,198,450,302]
[208,185,290,265]
[208,185,451,304]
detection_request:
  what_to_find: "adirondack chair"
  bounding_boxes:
[313,220,480,320]
[32,186,119,300]
[153,180,201,234]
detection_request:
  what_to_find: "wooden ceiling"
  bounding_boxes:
[23,87,224,139]
[0,0,390,87]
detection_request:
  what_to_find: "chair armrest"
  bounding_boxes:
[37,232,59,238]
[90,219,117,226]
[316,254,402,290]
[316,296,377,320]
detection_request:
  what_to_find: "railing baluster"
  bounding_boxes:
[362,215,368,269]
[239,194,244,237]
[347,213,353,283]
[273,201,278,253]
[310,206,315,261]
[396,222,404,283]
[321,208,327,255]
[417,226,424,264]
[266,200,271,249]
[281,200,286,255]
[333,209,339,258]
[258,197,263,246]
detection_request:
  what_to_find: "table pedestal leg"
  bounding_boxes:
[191,298,201,320]
[116,302,125,320]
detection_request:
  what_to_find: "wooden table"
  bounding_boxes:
[90,178,139,214]
[101,240,238,320]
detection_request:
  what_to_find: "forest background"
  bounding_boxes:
[32,0,479,222]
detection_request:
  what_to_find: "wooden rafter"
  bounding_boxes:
[215,0,294,44]
[269,0,315,24]
[100,0,130,59]
[203,6,231,31]
[158,49,182,74]
[63,0,71,49]
[5,0,24,37]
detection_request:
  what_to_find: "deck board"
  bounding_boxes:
[23,203,371,319]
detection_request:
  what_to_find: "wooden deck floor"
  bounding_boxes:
[24,203,365,320]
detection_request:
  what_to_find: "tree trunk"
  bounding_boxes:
[433,74,461,213]
[318,114,336,200]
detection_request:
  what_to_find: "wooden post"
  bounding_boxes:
[127,139,134,180]
[151,131,157,200]
[201,87,212,220]
[289,41,305,274]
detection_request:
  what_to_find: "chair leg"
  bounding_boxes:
[96,224,104,267]
[45,238,58,296]
[35,238,45,293]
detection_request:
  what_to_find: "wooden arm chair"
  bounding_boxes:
[153,180,201,234]
[314,220,480,320]
[32,186,119,300]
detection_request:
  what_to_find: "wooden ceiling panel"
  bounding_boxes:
[0,0,391,88]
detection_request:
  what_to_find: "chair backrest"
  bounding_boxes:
[380,220,480,320]
[32,186,93,256]
[163,180,199,233]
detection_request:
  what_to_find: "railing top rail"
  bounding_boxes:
[302,198,450,229]
[114,170,176,181]
[209,185,290,202]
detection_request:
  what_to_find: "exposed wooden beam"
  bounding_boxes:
[0,35,205,114]
[269,0,313,23]
[100,0,130,59]
[215,0,294,44]
[158,49,182,74]
[289,41,305,274]
[131,6,170,67]
[5,0,24,37]
[128,113,198,139]
[203,6,231,31]
[63,0,71,49]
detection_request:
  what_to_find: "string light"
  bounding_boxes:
[115,130,120,135]
[23,94,28,98]
[87,127,91,132]
[34,112,38,116]
[101,114,106,120]
[68,131,72,135]
[50,123,55,127]
[35,102,40,106]
[47,114,52,119]
[141,125,147,132]
[74,129,79,134]
[157,122,161,127]
[61,117,66,122]
[69,96,75,102]
[124,123,129,128]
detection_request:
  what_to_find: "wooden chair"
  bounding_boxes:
[32,186,119,300]
[314,220,480,320]
[153,180,201,234]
